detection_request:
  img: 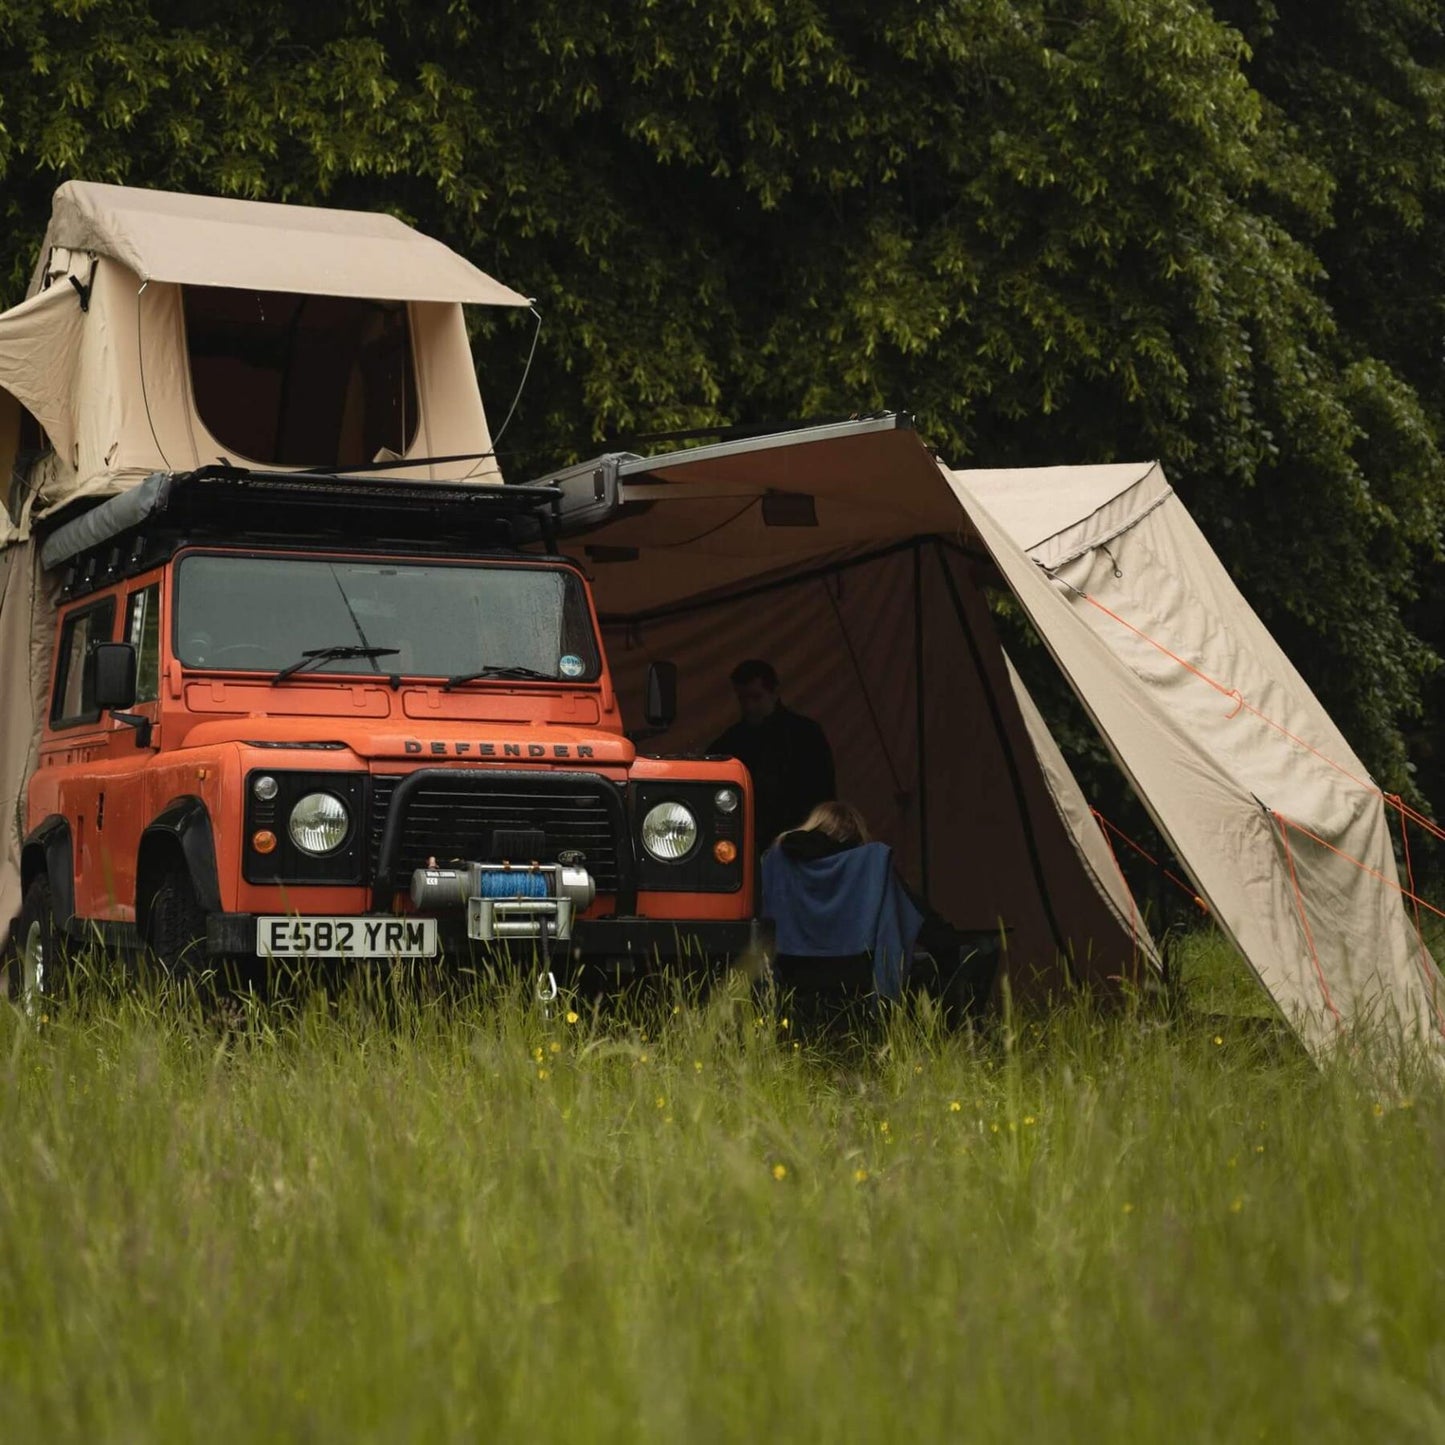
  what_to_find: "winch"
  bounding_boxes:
[410,862,596,942]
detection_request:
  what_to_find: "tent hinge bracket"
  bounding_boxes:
[69,274,92,312]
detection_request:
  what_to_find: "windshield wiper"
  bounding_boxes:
[273,646,400,683]
[443,665,557,691]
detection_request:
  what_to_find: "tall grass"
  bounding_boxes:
[2,938,1443,1442]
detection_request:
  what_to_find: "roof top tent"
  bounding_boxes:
[0,181,531,952]
[0,179,530,547]
[529,415,1445,1059]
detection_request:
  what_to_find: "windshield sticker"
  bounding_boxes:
[559,654,585,679]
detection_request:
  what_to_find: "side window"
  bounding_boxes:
[50,599,117,728]
[125,584,161,704]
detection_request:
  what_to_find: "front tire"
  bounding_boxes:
[146,865,209,975]
[9,876,66,1015]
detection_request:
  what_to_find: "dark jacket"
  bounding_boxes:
[709,705,835,850]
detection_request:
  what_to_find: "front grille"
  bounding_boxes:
[370,772,624,892]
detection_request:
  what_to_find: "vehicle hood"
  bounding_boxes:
[179,717,637,766]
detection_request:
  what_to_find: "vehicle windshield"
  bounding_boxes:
[174,554,601,681]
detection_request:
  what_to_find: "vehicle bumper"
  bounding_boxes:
[207,913,763,963]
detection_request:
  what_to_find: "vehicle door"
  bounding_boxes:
[92,579,164,922]
[37,595,119,920]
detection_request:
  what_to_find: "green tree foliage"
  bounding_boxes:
[1,0,1443,793]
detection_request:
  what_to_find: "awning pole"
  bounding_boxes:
[914,541,930,894]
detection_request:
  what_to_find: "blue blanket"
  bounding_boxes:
[761,841,924,999]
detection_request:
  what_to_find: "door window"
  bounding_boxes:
[50,598,117,728]
[125,583,161,703]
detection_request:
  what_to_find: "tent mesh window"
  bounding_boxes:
[182,287,419,469]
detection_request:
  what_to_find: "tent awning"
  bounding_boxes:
[28,181,531,306]
[537,416,979,617]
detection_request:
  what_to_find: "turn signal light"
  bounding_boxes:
[713,839,738,865]
[252,829,278,855]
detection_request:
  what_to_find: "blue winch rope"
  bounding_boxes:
[480,870,551,899]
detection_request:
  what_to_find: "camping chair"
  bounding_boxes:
[761,841,923,1041]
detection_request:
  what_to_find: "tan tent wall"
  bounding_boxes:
[1005,655,1152,972]
[597,537,1156,996]
[947,463,1445,1055]
[0,541,57,944]
[0,253,506,526]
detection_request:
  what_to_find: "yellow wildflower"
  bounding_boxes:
[772,1163,788,1181]
[1213,1035,1224,1047]
[537,1068,550,1080]
[548,1041,562,1054]
[1230,1197,1244,1214]
[854,1168,870,1184]
[693,1060,704,1073]
[1122,1202,1134,1215]
[949,1101,962,1113]
[532,1045,544,1063]
[655,1096,667,1110]
[1023,1115,1036,1127]
[565,1010,579,1025]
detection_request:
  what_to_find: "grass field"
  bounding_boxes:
[3,934,1444,1443]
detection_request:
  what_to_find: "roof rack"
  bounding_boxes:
[40,462,620,574]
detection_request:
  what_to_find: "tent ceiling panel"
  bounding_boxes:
[560,420,977,618]
[29,181,530,306]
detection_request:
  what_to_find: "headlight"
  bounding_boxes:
[714,787,739,814]
[288,792,350,855]
[252,774,279,802]
[641,801,698,862]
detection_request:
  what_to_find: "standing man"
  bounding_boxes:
[709,659,836,852]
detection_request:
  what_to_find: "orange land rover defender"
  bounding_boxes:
[11,465,757,998]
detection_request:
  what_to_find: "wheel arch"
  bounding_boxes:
[21,816,74,926]
[136,796,220,942]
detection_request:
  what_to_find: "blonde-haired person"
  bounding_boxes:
[764,801,996,1031]
[777,800,871,850]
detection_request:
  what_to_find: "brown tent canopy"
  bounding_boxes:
[541,415,1444,1057]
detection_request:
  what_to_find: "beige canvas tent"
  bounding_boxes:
[546,417,1445,1056]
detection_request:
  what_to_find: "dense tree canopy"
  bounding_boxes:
[2,0,1443,798]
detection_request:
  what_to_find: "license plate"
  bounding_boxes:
[256,916,439,959]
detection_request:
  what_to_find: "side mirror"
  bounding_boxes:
[91,642,137,710]
[644,661,678,731]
